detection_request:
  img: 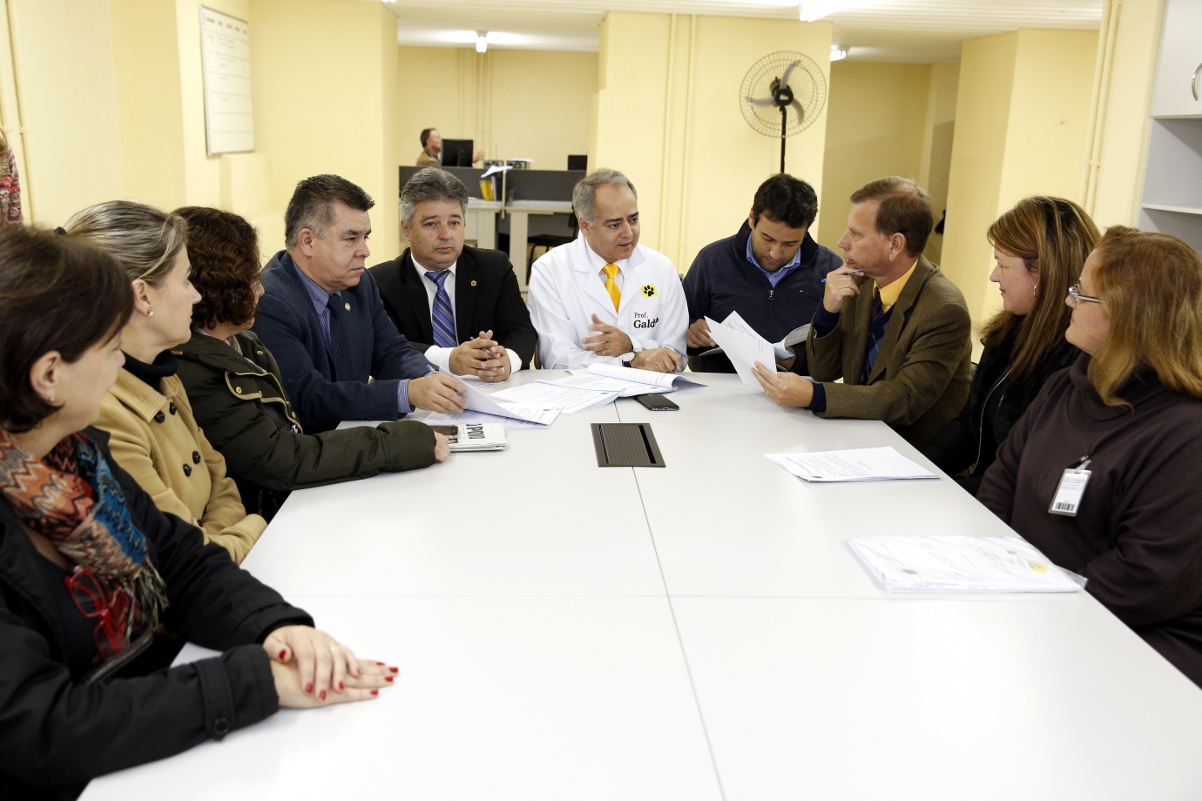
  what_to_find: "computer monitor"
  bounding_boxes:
[567,155,587,171]
[440,139,474,167]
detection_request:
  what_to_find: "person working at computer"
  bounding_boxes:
[416,128,483,168]
[251,174,467,433]
[683,173,841,373]
[752,176,971,447]
[371,168,537,381]
[526,168,687,372]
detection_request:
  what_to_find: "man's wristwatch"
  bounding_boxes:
[621,353,636,367]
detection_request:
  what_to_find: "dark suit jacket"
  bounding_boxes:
[805,255,972,447]
[252,250,433,433]
[370,245,537,369]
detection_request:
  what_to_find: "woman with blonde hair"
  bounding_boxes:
[979,226,1202,687]
[922,196,1098,494]
[65,201,265,563]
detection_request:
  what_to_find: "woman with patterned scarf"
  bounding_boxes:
[0,227,396,800]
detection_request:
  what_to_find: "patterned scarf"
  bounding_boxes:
[0,429,168,657]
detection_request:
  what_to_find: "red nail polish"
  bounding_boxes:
[304,683,313,694]
[371,689,379,695]
[338,682,344,691]
[385,676,394,682]
[319,690,326,701]
[389,667,399,673]
[279,650,287,660]
[376,661,385,666]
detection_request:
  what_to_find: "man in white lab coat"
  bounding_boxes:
[527,169,688,371]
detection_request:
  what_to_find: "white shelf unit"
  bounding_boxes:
[1138,0,1202,255]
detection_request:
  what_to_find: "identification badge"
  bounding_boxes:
[1049,468,1091,517]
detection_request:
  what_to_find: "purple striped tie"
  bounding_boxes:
[425,269,457,348]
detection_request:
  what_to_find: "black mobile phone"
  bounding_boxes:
[634,393,679,411]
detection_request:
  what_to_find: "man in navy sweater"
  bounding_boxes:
[682,174,841,373]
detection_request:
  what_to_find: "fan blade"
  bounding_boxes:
[789,100,806,123]
[780,60,801,90]
[746,96,776,108]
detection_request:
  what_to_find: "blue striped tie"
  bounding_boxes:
[425,269,457,348]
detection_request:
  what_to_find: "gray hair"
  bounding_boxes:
[400,168,469,226]
[64,200,188,285]
[284,174,374,250]
[572,168,637,226]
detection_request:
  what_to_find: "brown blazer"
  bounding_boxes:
[805,256,972,447]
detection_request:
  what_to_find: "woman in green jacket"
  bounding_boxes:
[173,207,449,520]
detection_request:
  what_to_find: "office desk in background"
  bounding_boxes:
[84,373,1202,801]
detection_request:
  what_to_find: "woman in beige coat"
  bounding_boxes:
[65,201,265,562]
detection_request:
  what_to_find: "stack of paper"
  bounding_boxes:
[487,374,622,414]
[426,370,559,428]
[573,363,705,396]
[704,311,791,385]
[849,535,1084,593]
[766,447,937,482]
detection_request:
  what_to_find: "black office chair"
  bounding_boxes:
[525,212,578,283]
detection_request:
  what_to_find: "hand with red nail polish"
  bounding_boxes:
[263,625,395,708]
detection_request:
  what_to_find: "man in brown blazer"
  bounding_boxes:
[753,177,971,447]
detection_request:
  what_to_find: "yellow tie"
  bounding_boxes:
[603,263,621,311]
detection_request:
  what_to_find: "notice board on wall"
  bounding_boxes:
[199,6,254,155]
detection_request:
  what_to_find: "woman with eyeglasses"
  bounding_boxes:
[922,197,1097,495]
[64,201,265,563]
[171,206,446,522]
[0,227,394,800]
[979,226,1202,688]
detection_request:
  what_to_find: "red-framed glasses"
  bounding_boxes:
[64,566,132,660]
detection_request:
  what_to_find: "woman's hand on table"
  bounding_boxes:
[264,626,397,707]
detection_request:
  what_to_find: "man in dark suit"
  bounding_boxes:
[252,174,467,433]
[752,176,971,447]
[371,168,536,382]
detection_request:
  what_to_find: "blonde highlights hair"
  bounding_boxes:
[1089,226,1202,406]
[981,197,1099,380]
[64,200,188,285]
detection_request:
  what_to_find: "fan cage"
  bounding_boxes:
[739,50,827,138]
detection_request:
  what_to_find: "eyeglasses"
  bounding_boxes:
[65,566,132,660]
[1068,282,1103,305]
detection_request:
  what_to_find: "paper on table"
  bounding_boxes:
[423,408,553,428]
[765,447,937,482]
[487,380,620,414]
[586,362,705,389]
[849,535,1084,593]
[705,316,778,385]
[440,369,558,425]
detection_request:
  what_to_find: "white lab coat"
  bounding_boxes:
[527,235,688,370]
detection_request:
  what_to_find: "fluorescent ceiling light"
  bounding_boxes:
[830,45,848,61]
[476,31,488,53]
[799,0,861,22]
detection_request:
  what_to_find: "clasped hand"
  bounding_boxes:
[449,330,509,382]
[263,626,397,708]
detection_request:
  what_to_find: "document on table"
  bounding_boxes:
[423,408,553,428]
[705,316,781,386]
[440,369,559,426]
[584,363,706,390]
[849,535,1084,593]
[765,447,937,482]
[700,311,793,361]
[486,377,621,414]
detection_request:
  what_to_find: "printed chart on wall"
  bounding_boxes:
[199,7,254,155]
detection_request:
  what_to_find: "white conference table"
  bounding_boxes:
[85,373,1202,800]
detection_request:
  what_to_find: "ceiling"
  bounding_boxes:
[374,0,1103,63]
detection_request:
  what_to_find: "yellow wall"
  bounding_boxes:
[395,48,597,173]
[7,0,124,225]
[250,0,400,255]
[818,62,934,255]
[594,12,833,271]
[918,63,960,264]
[942,29,1098,334]
[1086,0,1165,229]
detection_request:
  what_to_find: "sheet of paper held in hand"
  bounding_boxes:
[849,535,1084,593]
[700,311,794,363]
[765,447,937,482]
[704,316,781,386]
[486,377,622,414]
[437,369,559,426]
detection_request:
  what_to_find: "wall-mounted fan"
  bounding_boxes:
[740,51,827,174]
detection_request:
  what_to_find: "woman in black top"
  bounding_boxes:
[0,227,395,800]
[922,196,1098,495]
